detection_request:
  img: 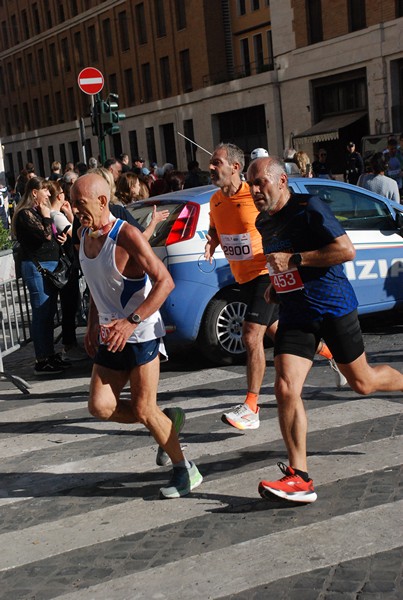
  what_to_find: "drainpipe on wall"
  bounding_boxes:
[221,0,234,79]
[273,66,286,153]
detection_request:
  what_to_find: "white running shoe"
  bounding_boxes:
[329,358,348,388]
[222,403,260,430]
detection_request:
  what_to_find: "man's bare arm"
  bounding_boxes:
[142,206,169,241]
[118,223,175,319]
[204,227,220,263]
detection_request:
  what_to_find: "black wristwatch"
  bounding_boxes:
[127,313,142,325]
[291,253,302,267]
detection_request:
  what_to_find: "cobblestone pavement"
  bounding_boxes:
[0,314,401,599]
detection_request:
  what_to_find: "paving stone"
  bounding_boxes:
[0,317,402,599]
[222,548,402,600]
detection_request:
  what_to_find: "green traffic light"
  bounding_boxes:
[111,111,126,124]
[99,94,126,135]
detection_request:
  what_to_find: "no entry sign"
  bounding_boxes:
[77,67,104,95]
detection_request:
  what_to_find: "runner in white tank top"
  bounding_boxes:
[71,173,203,499]
[79,218,166,351]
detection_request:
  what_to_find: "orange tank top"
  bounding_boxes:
[209,181,267,284]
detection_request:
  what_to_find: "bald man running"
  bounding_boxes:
[71,173,202,499]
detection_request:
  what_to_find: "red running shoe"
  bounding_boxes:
[258,462,317,503]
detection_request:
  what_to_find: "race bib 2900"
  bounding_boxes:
[220,233,253,261]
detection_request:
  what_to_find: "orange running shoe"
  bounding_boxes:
[258,462,317,503]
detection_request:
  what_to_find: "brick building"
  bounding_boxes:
[0,0,402,181]
[279,0,403,172]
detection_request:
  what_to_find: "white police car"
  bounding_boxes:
[128,180,403,365]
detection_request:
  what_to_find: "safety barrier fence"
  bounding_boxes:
[0,251,65,394]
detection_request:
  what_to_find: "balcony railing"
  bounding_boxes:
[203,59,274,87]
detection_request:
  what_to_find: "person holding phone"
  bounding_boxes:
[11,178,69,375]
[295,151,313,178]
[46,180,88,363]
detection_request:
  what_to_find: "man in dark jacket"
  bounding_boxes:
[344,141,364,185]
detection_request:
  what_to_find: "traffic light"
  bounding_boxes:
[100,93,126,137]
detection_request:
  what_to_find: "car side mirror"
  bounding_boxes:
[396,212,403,237]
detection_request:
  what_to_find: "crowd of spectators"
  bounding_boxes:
[4,134,402,377]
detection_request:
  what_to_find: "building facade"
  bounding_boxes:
[277,0,403,173]
[0,0,402,182]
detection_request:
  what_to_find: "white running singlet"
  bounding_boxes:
[79,219,166,345]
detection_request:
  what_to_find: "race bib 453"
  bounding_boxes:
[267,264,305,293]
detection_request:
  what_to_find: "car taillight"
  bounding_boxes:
[165,202,200,246]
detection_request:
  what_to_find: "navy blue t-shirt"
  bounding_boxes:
[255,194,358,324]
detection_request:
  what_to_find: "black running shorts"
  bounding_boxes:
[94,338,160,371]
[274,309,365,364]
[240,274,279,326]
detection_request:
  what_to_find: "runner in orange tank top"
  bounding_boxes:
[205,143,346,431]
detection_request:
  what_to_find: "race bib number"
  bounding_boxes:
[99,326,110,345]
[99,312,118,345]
[220,233,253,261]
[267,264,305,293]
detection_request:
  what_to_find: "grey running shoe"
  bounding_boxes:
[156,407,186,466]
[329,358,348,388]
[159,461,203,499]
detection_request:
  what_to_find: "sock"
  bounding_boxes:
[245,392,259,413]
[317,343,332,360]
[293,467,310,482]
[173,458,191,469]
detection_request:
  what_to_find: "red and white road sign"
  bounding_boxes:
[77,67,104,95]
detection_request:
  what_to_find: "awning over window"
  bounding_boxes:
[292,112,367,145]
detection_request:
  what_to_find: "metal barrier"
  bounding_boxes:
[0,252,32,393]
[0,251,88,394]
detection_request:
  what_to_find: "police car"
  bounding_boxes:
[128,180,403,365]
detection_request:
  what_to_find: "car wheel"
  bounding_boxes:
[198,289,248,366]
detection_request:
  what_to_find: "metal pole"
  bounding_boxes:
[95,93,106,165]
[79,117,87,165]
[177,131,212,155]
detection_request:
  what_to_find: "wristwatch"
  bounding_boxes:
[291,253,302,267]
[127,313,142,325]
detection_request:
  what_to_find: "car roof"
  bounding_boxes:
[289,177,402,211]
[147,185,216,205]
[142,179,403,213]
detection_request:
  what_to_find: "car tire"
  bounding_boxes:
[197,288,248,366]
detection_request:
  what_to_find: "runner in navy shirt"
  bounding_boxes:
[247,156,403,505]
[256,193,358,324]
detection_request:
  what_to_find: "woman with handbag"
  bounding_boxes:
[46,180,88,362]
[11,177,70,375]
